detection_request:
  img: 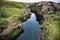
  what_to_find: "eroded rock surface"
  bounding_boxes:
[29,1,60,24]
[29,1,60,40]
[0,6,31,40]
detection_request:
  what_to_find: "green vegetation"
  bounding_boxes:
[10,28,23,38]
[0,0,27,38]
[0,8,8,18]
[0,19,8,28]
[43,13,60,40]
[4,1,27,8]
[0,0,26,25]
[0,1,27,19]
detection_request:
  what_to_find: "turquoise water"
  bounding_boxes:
[17,13,41,40]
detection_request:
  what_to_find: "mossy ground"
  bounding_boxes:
[0,1,27,38]
[43,13,60,40]
[10,27,23,38]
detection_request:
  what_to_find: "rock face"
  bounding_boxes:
[29,1,60,13]
[29,1,60,24]
[29,1,60,40]
[18,6,31,22]
[0,6,31,40]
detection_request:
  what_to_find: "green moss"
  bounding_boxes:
[0,1,27,40]
[0,19,8,28]
[10,28,23,38]
[43,13,60,40]
[4,7,24,17]
[0,1,27,39]
[19,14,25,18]
[0,1,27,19]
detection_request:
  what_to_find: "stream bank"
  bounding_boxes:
[17,13,41,40]
[0,7,31,40]
[29,1,60,40]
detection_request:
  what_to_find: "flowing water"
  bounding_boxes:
[17,13,41,40]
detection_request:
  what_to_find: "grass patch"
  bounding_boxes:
[5,7,25,17]
[0,19,8,28]
[43,13,60,40]
[0,1,27,38]
[10,28,23,38]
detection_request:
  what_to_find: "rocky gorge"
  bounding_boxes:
[0,1,60,40]
[29,1,60,24]
[0,4,31,40]
[29,1,60,40]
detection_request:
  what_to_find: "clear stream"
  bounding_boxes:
[17,13,41,40]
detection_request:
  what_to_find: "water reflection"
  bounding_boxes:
[17,13,41,40]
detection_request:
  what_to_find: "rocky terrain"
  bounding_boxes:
[0,9,31,40]
[29,1,60,40]
[0,1,31,40]
[0,1,60,40]
[29,1,60,24]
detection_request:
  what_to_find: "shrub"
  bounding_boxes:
[0,8,8,18]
